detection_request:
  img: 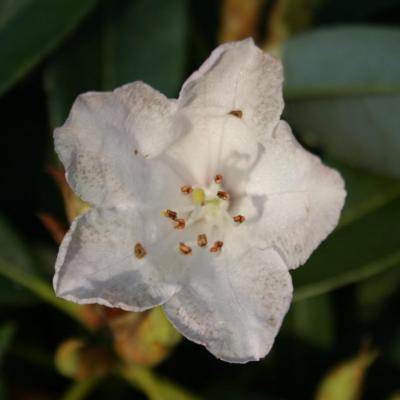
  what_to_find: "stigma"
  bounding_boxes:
[163,173,245,256]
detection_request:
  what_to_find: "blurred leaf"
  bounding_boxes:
[45,0,188,128]
[0,324,13,400]
[0,0,99,96]
[0,215,35,274]
[0,256,80,321]
[0,323,14,360]
[120,365,200,400]
[0,215,37,305]
[283,27,400,178]
[107,0,188,94]
[387,393,400,400]
[264,0,322,52]
[315,348,377,400]
[0,215,80,319]
[336,162,400,228]
[30,242,58,277]
[287,294,335,348]
[356,265,400,323]
[293,163,400,300]
[44,16,103,129]
[0,0,30,28]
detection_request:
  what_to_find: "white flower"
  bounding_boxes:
[53,38,346,363]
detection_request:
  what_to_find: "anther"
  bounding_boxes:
[228,109,243,119]
[214,174,223,184]
[217,191,230,200]
[233,215,245,224]
[197,234,208,248]
[164,209,177,220]
[181,185,193,194]
[179,242,192,255]
[134,242,147,259]
[210,241,224,253]
[174,218,186,230]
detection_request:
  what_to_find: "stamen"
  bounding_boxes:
[197,234,208,248]
[179,242,192,255]
[228,109,243,119]
[163,209,177,220]
[174,218,186,230]
[214,174,223,184]
[217,191,230,200]
[134,242,147,259]
[233,215,245,224]
[181,185,193,194]
[210,241,224,253]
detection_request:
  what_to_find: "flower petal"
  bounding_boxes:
[166,113,260,188]
[242,120,346,269]
[164,247,292,363]
[178,38,283,142]
[54,82,183,207]
[54,206,185,311]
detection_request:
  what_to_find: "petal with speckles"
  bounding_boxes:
[54,206,185,311]
[164,247,292,363]
[178,38,283,143]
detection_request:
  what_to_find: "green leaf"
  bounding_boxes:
[293,164,400,301]
[315,349,378,400]
[106,0,188,94]
[0,0,30,28]
[356,264,400,323]
[45,0,188,128]
[286,294,335,348]
[282,26,400,178]
[0,0,99,96]
[336,161,400,228]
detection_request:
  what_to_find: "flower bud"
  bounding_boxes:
[110,308,181,367]
[55,338,114,381]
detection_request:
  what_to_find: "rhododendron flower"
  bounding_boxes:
[53,39,345,363]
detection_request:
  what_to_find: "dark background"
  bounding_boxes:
[0,0,399,399]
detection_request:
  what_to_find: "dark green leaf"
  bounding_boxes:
[355,265,400,323]
[0,216,36,305]
[283,27,400,178]
[107,0,188,95]
[336,161,400,227]
[0,323,14,359]
[286,294,335,348]
[45,0,188,128]
[0,0,99,96]
[0,0,31,28]
[293,164,400,300]
[0,215,79,318]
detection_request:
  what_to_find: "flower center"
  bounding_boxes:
[163,175,245,255]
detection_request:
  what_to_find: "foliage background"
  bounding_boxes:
[0,0,399,399]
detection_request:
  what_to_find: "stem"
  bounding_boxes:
[0,258,81,323]
[117,364,200,400]
[60,378,100,400]
[293,250,400,302]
